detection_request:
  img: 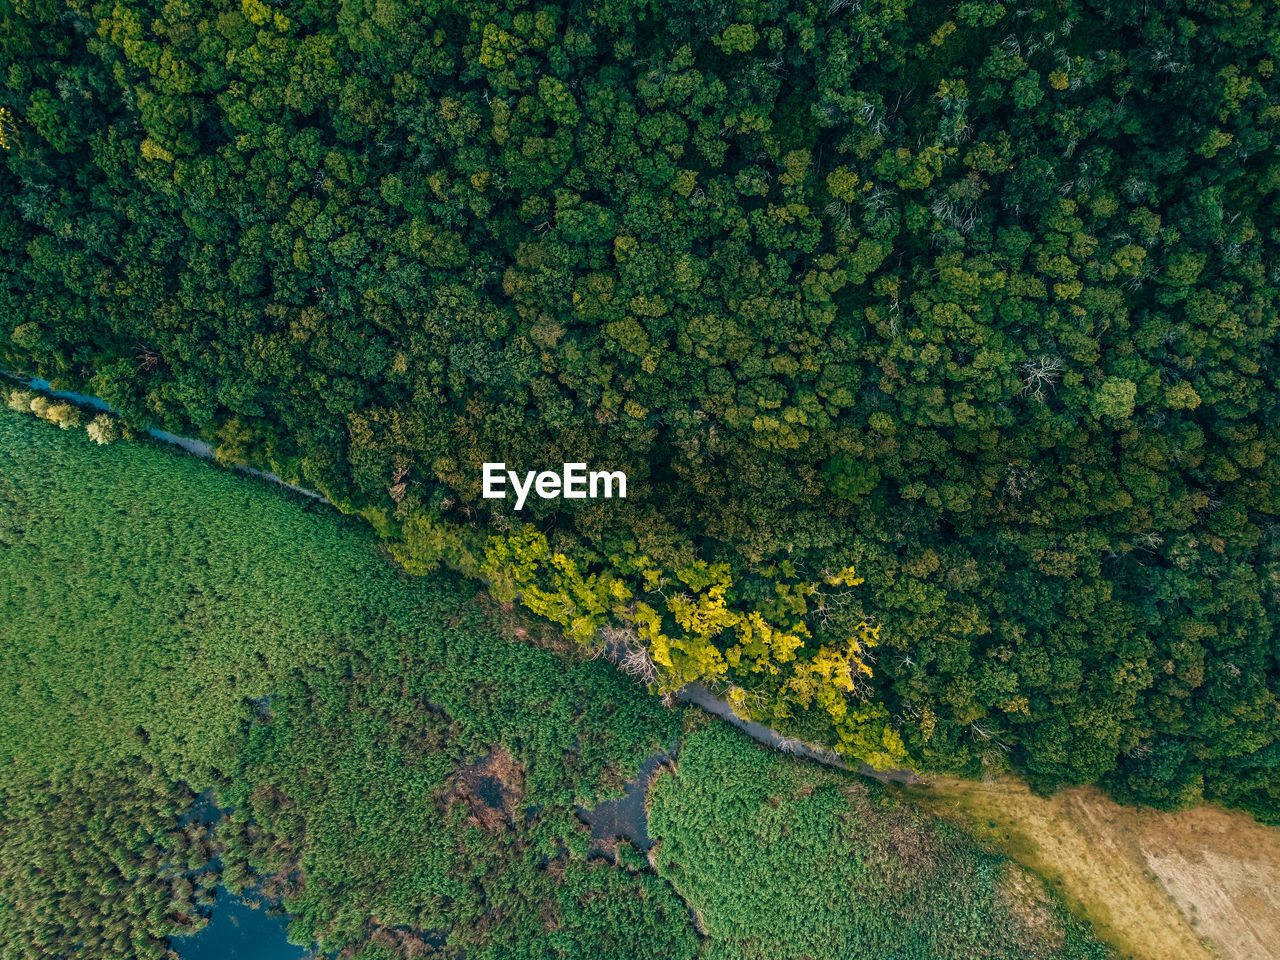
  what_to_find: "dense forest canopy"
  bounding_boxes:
[2,0,1278,815]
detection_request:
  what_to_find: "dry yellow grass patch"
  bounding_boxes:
[908,776,1280,960]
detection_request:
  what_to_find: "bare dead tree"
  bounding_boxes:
[1018,355,1063,400]
[599,623,658,685]
[136,345,162,372]
[388,465,410,504]
[618,643,658,685]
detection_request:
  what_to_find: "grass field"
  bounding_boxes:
[0,404,690,959]
[649,719,1111,960]
[912,777,1280,960]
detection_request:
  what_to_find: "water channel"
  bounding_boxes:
[172,889,313,960]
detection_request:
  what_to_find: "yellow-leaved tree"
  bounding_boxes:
[465,523,908,769]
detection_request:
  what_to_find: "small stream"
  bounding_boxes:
[676,683,919,784]
[4,369,918,787]
[4,373,330,504]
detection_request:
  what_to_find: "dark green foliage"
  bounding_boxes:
[0,773,216,960]
[2,0,1278,819]
[649,723,1111,960]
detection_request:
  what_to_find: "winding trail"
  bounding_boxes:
[676,683,917,783]
[3,368,916,784]
[3,372,330,503]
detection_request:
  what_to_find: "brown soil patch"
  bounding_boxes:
[475,590,581,654]
[996,861,1064,952]
[356,924,454,959]
[441,747,525,831]
[912,776,1280,960]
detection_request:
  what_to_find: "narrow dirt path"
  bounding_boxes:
[675,683,918,783]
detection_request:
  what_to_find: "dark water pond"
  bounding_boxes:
[172,793,315,960]
[580,748,673,855]
[172,888,313,960]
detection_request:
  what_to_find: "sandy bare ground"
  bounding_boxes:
[911,777,1280,960]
